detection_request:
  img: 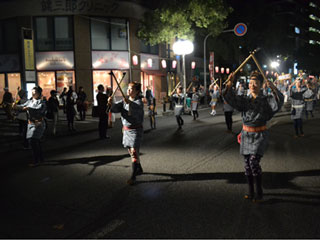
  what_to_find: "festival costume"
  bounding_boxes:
[290,87,307,136]
[303,88,315,118]
[111,97,144,185]
[224,86,284,201]
[172,93,185,129]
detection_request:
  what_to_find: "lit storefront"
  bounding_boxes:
[0,54,22,100]
[36,51,75,99]
[92,51,130,105]
[140,53,165,99]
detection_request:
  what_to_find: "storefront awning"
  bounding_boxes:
[142,70,166,76]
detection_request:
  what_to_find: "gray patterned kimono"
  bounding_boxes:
[210,89,220,106]
[111,98,144,148]
[290,87,307,120]
[191,92,200,111]
[172,93,185,116]
[224,88,284,156]
[16,98,47,139]
[303,88,315,111]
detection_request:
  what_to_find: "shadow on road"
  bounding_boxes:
[138,170,320,205]
[44,154,131,175]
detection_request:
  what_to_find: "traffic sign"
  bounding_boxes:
[234,23,247,37]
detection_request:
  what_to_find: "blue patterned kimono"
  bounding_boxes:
[111,98,144,148]
[224,88,284,156]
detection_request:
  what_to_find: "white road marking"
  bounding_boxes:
[87,219,125,238]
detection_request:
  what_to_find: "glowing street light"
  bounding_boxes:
[173,40,194,108]
[270,61,280,68]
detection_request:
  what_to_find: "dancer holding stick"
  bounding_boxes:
[223,51,284,202]
[108,74,144,185]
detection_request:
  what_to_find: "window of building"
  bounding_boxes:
[34,16,73,51]
[0,19,18,54]
[111,18,127,50]
[91,18,110,50]
[55,17,73,50]
[91,18,128,51]
[140,41,159,54]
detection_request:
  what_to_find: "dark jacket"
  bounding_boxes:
[96,92,108,115]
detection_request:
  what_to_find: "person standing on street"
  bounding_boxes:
[223,71,284,202]
[59,87,67,114]
[77,86,87,121]
[108,82,144,185]
[48,90,60,135]
[209,83,220,116]
[191,87,201,120]
[1,87,14,120]
[66,87,77,131]
[289,78,307,138]
[146,87,156,129]
[15,88,29,149]
[172,86,185,130]
[96,84,109,139]
[222,95,234,133]
[303,82,315,119]
[13,86,47,167]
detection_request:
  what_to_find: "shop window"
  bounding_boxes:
[35,16,73,51]
[56,71,75,94]
[140,41,159,55]
[55,17,73,50]
[8,73,21,100]
[91,18,110,50]
[140,71,154,95]
[92,70,128,106]
[0,19,18,54]
[35,17,54,51]
[37,72,56,100]
[111,19,128,50]
[91,18,128,51]
[0,74,5,101]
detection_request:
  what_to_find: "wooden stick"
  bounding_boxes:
[223,49,258,85]
[251,54,268,82]
[109,71,126,99]
[186,82,193,92]
[169,82,181,96]
[110,72,126,99]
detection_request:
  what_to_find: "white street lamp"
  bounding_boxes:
[270,61,280,68]
[173,40,194,108]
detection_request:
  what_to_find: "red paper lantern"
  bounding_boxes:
[215,66,219,73]
[161,59,167,68]
[132,55,138,66]
[221,67,225,74]
[191,61,196,69]
[172,60,177,69]
[147,58,152,68]
[226,68,230,74]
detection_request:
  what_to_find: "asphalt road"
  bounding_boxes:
[1,108,320,238]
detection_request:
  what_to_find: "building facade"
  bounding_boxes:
[0,0,193,104]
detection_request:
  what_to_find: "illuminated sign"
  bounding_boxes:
[36,51,74,70]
